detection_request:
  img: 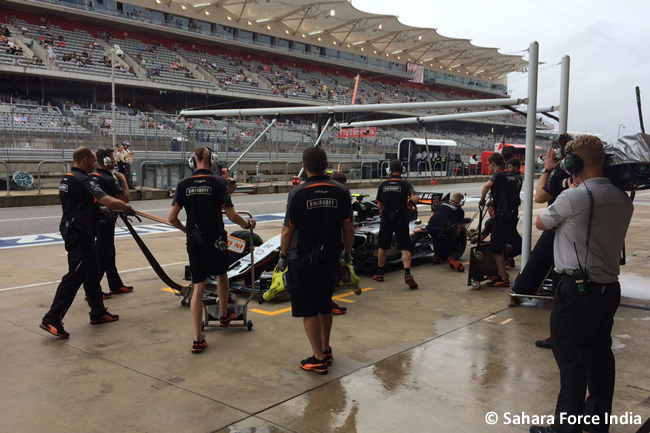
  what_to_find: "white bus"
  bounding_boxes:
[396,137,457,172]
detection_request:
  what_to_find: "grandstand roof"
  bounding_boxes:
[168,0,527,79]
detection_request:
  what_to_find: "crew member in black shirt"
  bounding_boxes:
[279,146,353,374]
[168,146,255,354]
[512,134,573,349]
[479,152,520,287]
[91,148,133,297]
[40,147,135,339]
[507,157,523,203]
[426,192,465,272]
[373,159,420,289]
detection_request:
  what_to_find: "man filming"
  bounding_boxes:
[530,135,633,433]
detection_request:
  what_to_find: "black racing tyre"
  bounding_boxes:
[455,226,468,258]
[228,230,264,264]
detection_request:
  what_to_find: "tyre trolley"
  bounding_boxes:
[467,202,499,290]
[202,211,257,332]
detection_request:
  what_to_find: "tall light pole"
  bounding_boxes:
[111,44,123,149]
[617,123,625,139]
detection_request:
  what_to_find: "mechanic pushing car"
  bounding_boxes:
[426,192,466,272]
[373,159,420,289]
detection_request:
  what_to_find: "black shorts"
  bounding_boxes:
[187,238,229,283]
[288,258,337,317]
[488,214,518,255]
[378,220,411,251]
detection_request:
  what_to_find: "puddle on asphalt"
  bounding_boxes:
[619,272,650,301]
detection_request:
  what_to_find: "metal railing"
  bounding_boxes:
[37,160,68,194]
[285,161,301,184]
[140,160,164,189]
[0,161,10,196]
[255,161,274,185]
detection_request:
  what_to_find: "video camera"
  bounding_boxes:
[603,133,650,191]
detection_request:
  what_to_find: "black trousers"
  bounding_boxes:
[43,227,107,323]
[117,162,133,188]
[551,279,620,433]
[429,229,457,260]
[95,221,124,291]
[511,228,556,295]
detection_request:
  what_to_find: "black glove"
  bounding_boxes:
[341,250,352,264]
[99,205,112,217]
[276,255,287,272]
[214,238,228,251]
[124,205,136,216]
[478,199,486,207]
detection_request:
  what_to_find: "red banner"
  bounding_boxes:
[337,127,377,138]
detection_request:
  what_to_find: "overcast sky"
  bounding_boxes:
[353,0,649,143]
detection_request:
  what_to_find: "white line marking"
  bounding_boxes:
[0,261,187,292]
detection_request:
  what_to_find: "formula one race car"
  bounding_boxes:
[350,192,468,272]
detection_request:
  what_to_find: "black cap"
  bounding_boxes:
[389,159,403,174]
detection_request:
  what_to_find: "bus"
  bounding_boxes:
[396,138,457,173]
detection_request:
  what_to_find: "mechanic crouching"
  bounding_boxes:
[40,147,136,339]
[426,192,465,272]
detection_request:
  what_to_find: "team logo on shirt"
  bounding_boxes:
[186,186,213,195]
[383,186,402,192]
[59,184,68,193]
[307,198,337,209]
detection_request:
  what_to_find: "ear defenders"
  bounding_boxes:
[562,141,584,175]
[98,149,113,167]
[188,147,218,170]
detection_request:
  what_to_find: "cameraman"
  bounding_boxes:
[530,135,633,433]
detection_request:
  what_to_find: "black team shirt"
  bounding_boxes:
[284,175,352,261]
[59,167,107,233]
[376,176,416,222]
[427,201,465,232]
[91,168,125,223]
[172,169,230,241]
[489,169,520,217]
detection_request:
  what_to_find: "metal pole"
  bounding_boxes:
[559,55,570,134]
[521,41,539,268]
[296,117,332,179]
[342,106,558,129]
[228,119,277,172]
[181,98,526,118]
[111,47,116,149]
[144,115,148,160]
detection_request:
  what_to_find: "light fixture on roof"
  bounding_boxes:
[378,24,382,29]
[397,56,400,59]
[439,66,443,69]
[386,53,389,57]
[309,30,323,36]
[418,35,422,40]
[248,21,252,25]
[330,9,335,16]
[285,30,290,34]
[181,5,186,9]
[205,10,210,15]
[192,3,211,7]
[155,0,161,4]
[423,57,433,62]
[333,41,337,45]
[301,34,306,38]
[373,50,377,54]
[352,41,365,46]
[267,25,271,30]
[317,37,322,41]
[346,44,350,48]
[360,47,364,51]
[256,18,271,23]
[391,50,402,55]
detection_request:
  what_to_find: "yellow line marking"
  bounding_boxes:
[483,315,513,325]
[500,318,513,325]
[249,307,292,316]
[161,288,175,293]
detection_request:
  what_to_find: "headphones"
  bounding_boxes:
[98,148,113,168]
[562,141,584,175]
[188,147,218,170]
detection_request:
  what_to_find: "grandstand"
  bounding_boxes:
[0,0,552,183]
